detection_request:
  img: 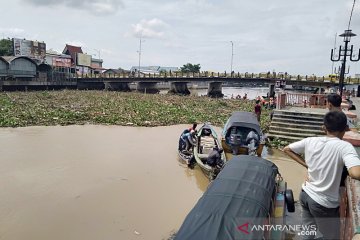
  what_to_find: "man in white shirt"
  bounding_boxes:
[284,111,360,239]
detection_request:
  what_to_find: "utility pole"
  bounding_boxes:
[137,35,143,78]
[93,48,101,59]
[230,41,234,76]
[331,33,337,74]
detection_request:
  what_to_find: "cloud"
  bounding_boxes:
[23,0,124,15]
[130,18,168,39]
[0,28,25,35]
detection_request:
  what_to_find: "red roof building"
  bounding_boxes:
[62,44,83,66]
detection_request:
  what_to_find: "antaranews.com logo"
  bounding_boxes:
[238,222,317,237]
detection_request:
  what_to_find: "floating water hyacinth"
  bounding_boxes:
[0,90,271,132]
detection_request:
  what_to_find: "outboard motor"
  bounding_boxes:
[246,131,259,156]
[202,126,212,136]
[229,133,242,155]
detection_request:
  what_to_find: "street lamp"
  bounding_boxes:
[331,29,360,97]
[230,41,234,76]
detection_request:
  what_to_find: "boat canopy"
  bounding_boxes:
[175,155,279,240]
[222,111,261,136]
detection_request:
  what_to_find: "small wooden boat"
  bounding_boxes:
[175,155,295,240]
[193,123,226,180]
[178,132,194,166]
[221,111,266,160]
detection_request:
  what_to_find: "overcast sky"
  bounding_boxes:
[1,0,360,76]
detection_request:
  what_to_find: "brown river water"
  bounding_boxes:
[0,125,305,240]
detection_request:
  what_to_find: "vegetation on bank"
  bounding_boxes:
[0,38,13,56]
[0,90,272,131]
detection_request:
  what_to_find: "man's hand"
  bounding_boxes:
[283,146,308,169]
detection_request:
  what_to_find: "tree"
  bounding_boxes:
[0,38,13,56]
[180,63,201,73]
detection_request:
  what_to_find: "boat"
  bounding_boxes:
[178,132,194,166]
[193,123,226,180]
[221,111,266,160]
[175,155,295,240]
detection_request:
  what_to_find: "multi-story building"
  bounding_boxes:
[45,49,72,80]
[62,44,104,76]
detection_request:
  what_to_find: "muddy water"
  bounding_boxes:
[0,125,304,240]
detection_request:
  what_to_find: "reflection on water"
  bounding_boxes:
[0,125,304,240]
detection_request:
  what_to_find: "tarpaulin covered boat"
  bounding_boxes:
[175,155,294,240]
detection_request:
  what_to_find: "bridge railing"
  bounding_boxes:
[278,93,328,109]
[68,71,360,84]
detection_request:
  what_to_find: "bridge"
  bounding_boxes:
[2,72,360,96]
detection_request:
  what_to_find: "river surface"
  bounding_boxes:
[0,125,305,240]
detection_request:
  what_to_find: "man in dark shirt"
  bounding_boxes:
[207,148,224,168]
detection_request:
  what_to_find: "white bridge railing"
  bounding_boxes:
[277,93,328,109]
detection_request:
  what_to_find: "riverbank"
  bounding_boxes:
[0,90,271,131]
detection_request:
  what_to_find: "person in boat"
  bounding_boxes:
[327,94,356,131]
[182,123,197,135]
[283,111,360,240]
[181,130,196,153]
[206,147,224,169]
[179,123,198,151]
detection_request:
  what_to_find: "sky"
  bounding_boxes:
[1,0,360,76]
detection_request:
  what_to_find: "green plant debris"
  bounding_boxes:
[0,90,272,131]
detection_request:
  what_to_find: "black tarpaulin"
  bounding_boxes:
[175,155,279,240]
[223,111,262,135]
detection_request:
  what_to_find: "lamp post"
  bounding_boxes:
[230,41,234,76]
[331,29,360,97]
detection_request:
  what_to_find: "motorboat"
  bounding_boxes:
[221,111,266,160]
[193,123,226,180]
[175,155,295,240]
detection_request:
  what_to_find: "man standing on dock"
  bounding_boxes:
[327,93,356,131]
[283,111,360,239]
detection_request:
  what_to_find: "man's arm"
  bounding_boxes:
[283,146,308,169]
[348,166,360,180]
[187,135,196,145]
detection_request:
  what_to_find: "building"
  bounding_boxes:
[103,68,130,76]
[62,44,104,76]
[0,57,8,79]
[129,66,179,74]
[13,38,46,61]
[0,56,37,80]
[159,66,179,73]
[45,49,72,80]
[90,58,104,74]
[62,44,83,75]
